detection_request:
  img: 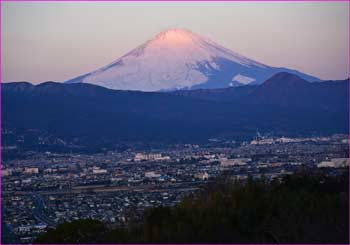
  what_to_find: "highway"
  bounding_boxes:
[31,193,56,227]
[3,181,206,196]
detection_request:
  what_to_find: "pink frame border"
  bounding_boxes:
[0,0,349,244]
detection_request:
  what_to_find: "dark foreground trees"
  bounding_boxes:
[35,173,349,244]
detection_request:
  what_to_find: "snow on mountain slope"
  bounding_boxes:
[65,28,320,91]
[232,74,256,85]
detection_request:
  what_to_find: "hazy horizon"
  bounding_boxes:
[2,2,349,83]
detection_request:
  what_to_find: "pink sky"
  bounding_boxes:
[2,2,349,83]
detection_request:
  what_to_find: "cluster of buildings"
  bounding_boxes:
[2,134,349,243]
[134,153,171,162]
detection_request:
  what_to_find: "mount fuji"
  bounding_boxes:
[65,29,320,91]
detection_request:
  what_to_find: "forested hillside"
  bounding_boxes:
[35,172,349,244]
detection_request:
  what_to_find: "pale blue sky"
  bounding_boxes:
[2,2,349,83]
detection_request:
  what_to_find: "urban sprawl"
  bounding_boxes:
[2,134,349,243]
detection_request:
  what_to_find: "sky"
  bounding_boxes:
[1,2,349,83]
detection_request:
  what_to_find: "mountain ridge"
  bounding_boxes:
[3,72,348,152]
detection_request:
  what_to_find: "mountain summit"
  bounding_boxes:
[65,28,320,91]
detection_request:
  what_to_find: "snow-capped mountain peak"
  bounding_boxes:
[153,28,196,44]
[65,28,319,91]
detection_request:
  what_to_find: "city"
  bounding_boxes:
[2,134,349,243]
[2,2,349,243]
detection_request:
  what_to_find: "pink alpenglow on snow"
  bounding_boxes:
[65,28,319,91]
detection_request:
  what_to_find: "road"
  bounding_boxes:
[32,193,56,227]
[3,181,206,196]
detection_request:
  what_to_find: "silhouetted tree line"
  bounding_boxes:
[35,172,349,244]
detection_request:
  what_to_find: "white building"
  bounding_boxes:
[24,167,39,174]
[34,224,47,230]
[22,178,32,184]
[17,225,32,233]
[1,169,12,177]
[92,167,107,174]
[134,153,170,162]
[250,138,274,145]
[331,158,350,167]
[145,171,161,178]
[317,158,349,168]
[220,158,251,167]
[194,172,209,180]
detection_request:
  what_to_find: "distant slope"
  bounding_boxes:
[2,73,348,150]
[175,72,349,108]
